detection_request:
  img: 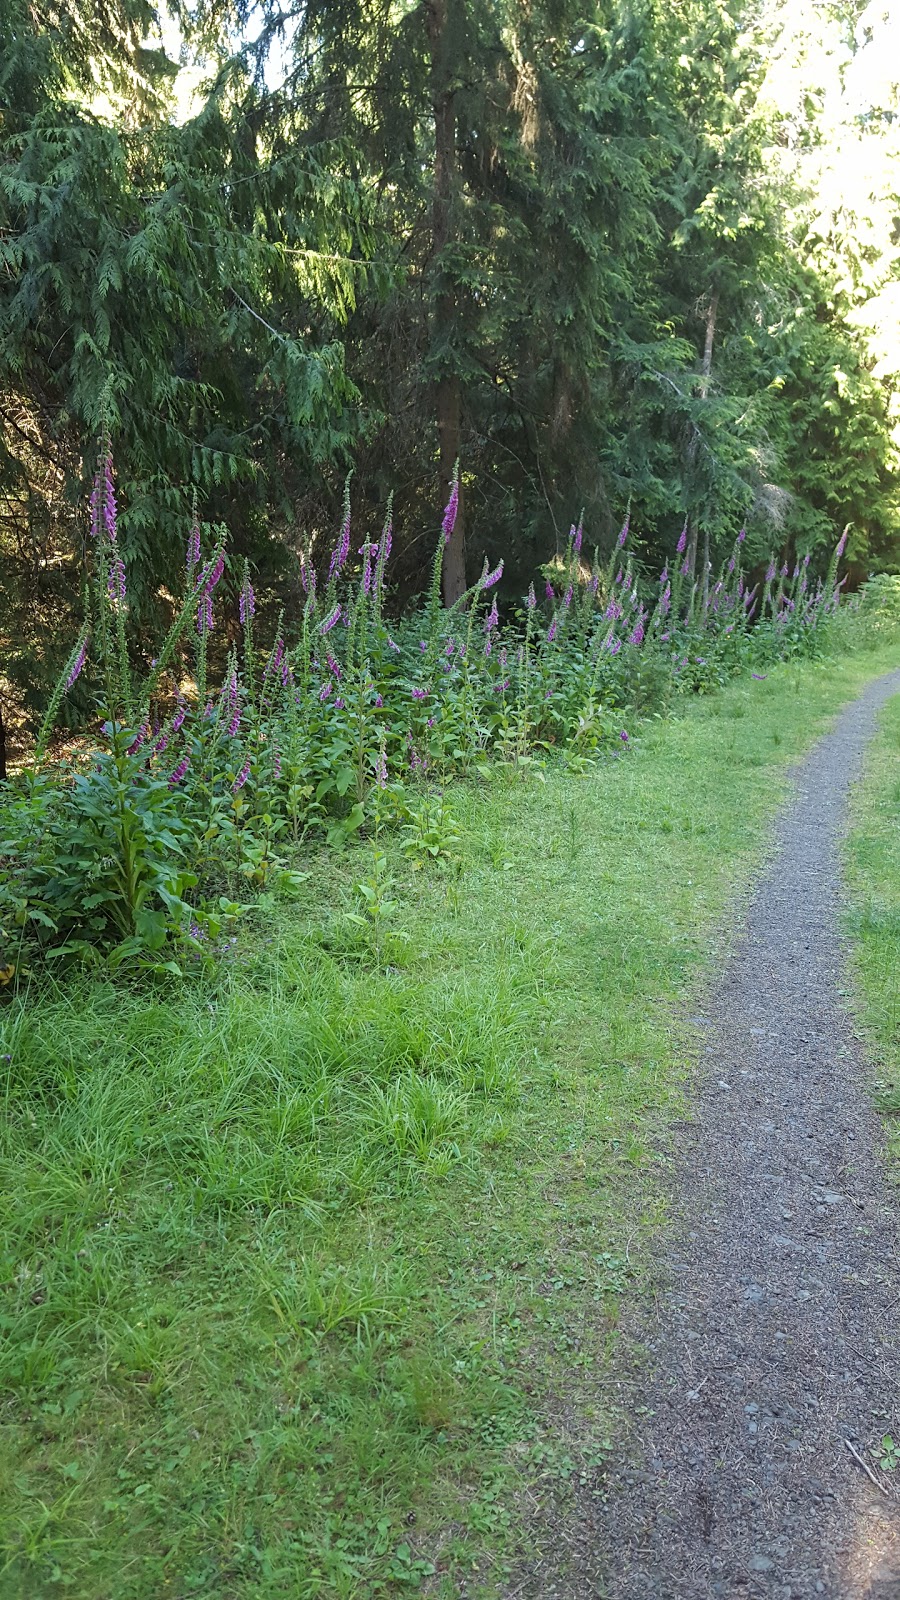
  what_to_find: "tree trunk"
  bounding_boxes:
[427,0,466,604]
[687,291,718,601]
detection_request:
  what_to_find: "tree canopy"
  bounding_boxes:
[2,0,898,730]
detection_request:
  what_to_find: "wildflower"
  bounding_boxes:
[320,605,342,634]
[660,565,668,585]
[239,572,255,624]
[728,556,735,573]
[628,618,645,646]
[792,563,800,579]
[545,580,554,600]
[835,527,849,561]
[751,672,767,680]
[227,705,241,738]
[419,640,427,652]
[442,470,460,545]
[574,518,583,556]
[387,636,400,653]
[328,498,352,579]
[765,561,776,583]
[498,678,510,691]
[187,514,201,574]
[153,731,170,757]
[445,636,455,654]
[617,514,630,548]
[412,687,429,700]
[274,749,282,780]
[676,522,687,555]
[203,701,213,719]
[588,575,599,595]
[803,552,810,566]
[482,559,504,590]
[171,700,187,734]
[126,723,148,755]
[108,552,126,603]
[426,715,435,728]
[374,693,383,708]
[65,634,89,690]
[619,730,629,742]
[738,527,746,543]
[168,755,190,787]
[780,562,789,579]
[326,650,342,680]
[616,569,624,585]
[375,738,388,788]
[604,598,621,622]
[563,585,573,608]
[680,558,690,578]
[605,636,622,655]
[334,697,345,710]
[484,597,499,632]
[547,618,558,643]
[319,681,333,702]
[233,759,251,791]
[378,517,393,571]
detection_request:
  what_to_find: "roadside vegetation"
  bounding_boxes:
[2,602,898,1598]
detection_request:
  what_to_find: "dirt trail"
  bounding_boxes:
[592,668,900,1600]
[507,669,900,1600]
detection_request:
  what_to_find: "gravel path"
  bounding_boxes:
[594,670,900,1599]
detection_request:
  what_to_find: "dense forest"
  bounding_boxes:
[2,0,899,737]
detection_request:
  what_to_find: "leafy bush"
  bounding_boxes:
[0,452,857,975]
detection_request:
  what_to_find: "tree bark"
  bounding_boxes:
[687,290,718,601]
[426,0,466,604]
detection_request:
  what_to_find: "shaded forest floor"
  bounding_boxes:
[2,640,899,1600]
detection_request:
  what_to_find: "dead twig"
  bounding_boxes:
[845,1438,889,1496]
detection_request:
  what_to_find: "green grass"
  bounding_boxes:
[845,683,900,1159]
[2,637,899,1599]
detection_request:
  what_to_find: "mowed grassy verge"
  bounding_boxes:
[1,641,898,1600]
[845,683,900,1170]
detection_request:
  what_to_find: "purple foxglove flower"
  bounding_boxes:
[168,755,190,787]
[108,553,126,603]
[442,473,459,545]
[387,636,400,653]
[604,598,620,621]
[320,605,341,634]
[780,562,789,578]
[411,687,428,700]
[619,730,629,742]
[187,518,201,573]
[334,697,345,710]
[617,515,630,548]
[728,556,735,573]
[171,701,187,734]
[765,561,776,582]
[606,636,621,656]
[573,518,584,556]
[660,565,668,585]
[274,749,282,780]
[547,618,558,643]
[445,636,455,654]
[738,527,746,543]
[563,585,573,608]
[319,681,333,702]
[375,743,388,788]
[680,559,690,578]
[227,707,240,737]
[792,563,800,579]
[378,518,392,571]
[616,569,624,585]
[484,639,492,658]
[835,528,849,560]
[239,574,255,624]
[545,580,554,600]
[374,693,383,708]
[676,523,687,555]
[126,723,148,755]
[588,575,599,595]
[233,759,251,791]
[482,560,503,590]
[803,552,810,566]
[326,650,342,680]
[484,597,499,631]
[419,640,427,652]
[65,636,89,690]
